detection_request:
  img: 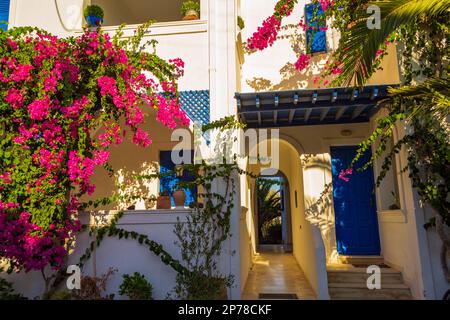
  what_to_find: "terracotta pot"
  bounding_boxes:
[173,190,186,208]
[182,10,199,20]
[156,196,171,209]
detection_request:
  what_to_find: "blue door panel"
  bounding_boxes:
[331,146,381,256]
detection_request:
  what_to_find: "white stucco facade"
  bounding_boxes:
[2,0,449,300]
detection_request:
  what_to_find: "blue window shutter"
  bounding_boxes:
[0,0,10,31]
[305,3,327,53]
[159,150,197,206]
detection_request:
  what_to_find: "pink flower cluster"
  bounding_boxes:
[5,88,24,108]
[338,168,353,182]
[247,15,282,51]
[28,98,50,121]
[0,208,80,272]
[246,0,298,51]
[294,53,310,71]
[319,0,333,11]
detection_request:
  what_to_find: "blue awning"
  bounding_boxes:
[235,85,396,128]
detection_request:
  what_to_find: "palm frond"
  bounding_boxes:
[385,77,450,121]
[337,0,450,86]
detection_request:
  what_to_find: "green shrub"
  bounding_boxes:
[119,272,153,300]
[0,278,26,300]
[181,1,200,16]
[83,5,104,18]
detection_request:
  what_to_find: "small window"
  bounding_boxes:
[159,150,197,207]
[0,0,10,31]
[305,2,327,54]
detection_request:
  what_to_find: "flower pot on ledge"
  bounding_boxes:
[182,10,199,21]
[156,195,171,209]
[173,189,186,208]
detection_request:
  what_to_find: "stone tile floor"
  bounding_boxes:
[242,252,316,300]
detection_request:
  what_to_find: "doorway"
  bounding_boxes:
[256,174,292,252]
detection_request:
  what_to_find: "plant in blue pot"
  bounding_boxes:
[83,5,104,28]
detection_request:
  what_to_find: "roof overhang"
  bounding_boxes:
[235,85,396,128]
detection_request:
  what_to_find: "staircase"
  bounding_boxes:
[327,256,413,300]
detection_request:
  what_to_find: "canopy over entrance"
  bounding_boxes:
[235,85,394,128]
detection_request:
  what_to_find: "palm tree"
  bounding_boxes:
[256,178,283,243]
[335,0,450,86]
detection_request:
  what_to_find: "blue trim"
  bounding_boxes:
[159,150,197,206]
[179,90,210,127]
[305,3,327,53]
[0,0,10,31]
[331,146,381,255]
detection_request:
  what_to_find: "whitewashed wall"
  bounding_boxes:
[3,210,241,300]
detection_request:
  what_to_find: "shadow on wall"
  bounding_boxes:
[85,110,193,211]
[301,154,337,263]
[245,24,332,92]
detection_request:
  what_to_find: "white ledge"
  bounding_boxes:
[378,209,407,223]
[79,208,191,226]
[75,20,207,37]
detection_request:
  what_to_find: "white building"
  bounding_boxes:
[1,0,449,300]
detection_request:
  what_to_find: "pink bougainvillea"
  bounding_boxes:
[294,53,310,71]
[247,15,282,51]
[0,25,189,272]
[338,168,353,182]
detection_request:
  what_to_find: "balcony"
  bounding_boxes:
[80,18,209,92]
[92,0,207,26]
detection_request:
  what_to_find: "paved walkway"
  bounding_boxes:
[242,253,316,300]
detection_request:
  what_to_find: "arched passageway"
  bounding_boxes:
[242,137,326,299]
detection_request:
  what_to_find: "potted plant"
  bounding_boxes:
[181,1,200,21]
[173,186,186,208]
[84,5,104,28]
[156,190,171,209]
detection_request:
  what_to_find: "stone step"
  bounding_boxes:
[327,270,404,285]
[329,285,413,300]
[338,255,385,265]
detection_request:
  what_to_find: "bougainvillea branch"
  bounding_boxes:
[0,23,189,273]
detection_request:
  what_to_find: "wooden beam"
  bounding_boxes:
[304,108,312,123]
[288,109,296,123]
[335,106,347,121]
[351,106,366,119]
[320,107,330,121]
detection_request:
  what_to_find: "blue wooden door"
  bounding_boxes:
[0,0,10,31]
[331,146,381,255]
